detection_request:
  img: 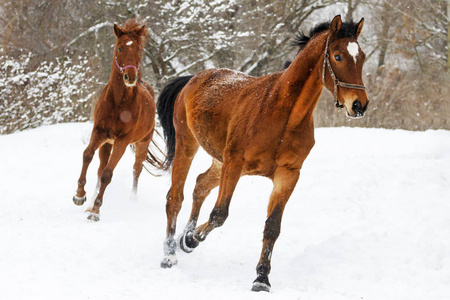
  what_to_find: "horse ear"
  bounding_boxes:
[136,25,146,36]
[356,18,364,39]
[329,15,342,36]
[114,24,124,38]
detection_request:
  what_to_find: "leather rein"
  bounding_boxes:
[322,35,366,108]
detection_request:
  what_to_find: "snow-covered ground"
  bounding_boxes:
[1,123,449,299]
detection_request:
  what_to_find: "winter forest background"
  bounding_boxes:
[0,0,448,134]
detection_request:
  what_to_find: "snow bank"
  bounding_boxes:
[0,123,449,299]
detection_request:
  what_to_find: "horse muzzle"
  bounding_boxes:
[123,71,137,87]
[346,99,368,119]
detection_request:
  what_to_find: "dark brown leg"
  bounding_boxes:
[192,154,243,244]
[251,167,300,292]
[86,139,129,221]
[73,128,105,206]
[161,132,199,268]
[132,137,152,197]
[179,159,222,253]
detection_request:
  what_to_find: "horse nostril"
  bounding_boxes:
[124,74,129,81]
[352,100,362,113]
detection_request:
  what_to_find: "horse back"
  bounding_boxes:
[177,68,300,176]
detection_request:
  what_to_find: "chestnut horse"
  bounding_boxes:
[157,16,368,291]
[73,19,160,221]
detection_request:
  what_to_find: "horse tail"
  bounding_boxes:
[157,75,194,171]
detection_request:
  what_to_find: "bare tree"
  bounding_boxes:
[236,0,332,76]
[0,0,448,133]
[142,0,240,87]
[374,1,396,70]
[344,0,362,21]
[447,0,449,71]
[385,0,447,70]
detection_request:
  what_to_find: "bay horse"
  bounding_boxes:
[73,19,160,221]
[157,15,368,291]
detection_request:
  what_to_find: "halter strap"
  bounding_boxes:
[322,35,366,108]
[115,56,138,74]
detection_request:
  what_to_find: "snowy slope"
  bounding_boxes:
[0,123,449,300]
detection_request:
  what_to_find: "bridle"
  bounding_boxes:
[322,35,366,108]
[115,56,139,74]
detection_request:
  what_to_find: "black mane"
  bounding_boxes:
[292,20,359,52]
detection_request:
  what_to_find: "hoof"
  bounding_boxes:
[251,276,271,292]
[160,255,177,269]
[73,195,86,206]
[251,282,271,292]
[87,213,100,222]
[179,231,199,253]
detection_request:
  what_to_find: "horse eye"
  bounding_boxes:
[118,47,122,53]
[334,55,342,62]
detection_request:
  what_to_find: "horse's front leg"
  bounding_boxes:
[89,143,112,200]
[85,139,129,221]
[252,166,300,292]
[192,155,243,246]
[73,128,105,206]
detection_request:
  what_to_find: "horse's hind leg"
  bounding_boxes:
[192,153,244,244]
[161,132,199,268]
[179,159,222,253]
[73,128,105,206]
[251,167,299,292]
[86,139,129,221]
[132,137,152,199]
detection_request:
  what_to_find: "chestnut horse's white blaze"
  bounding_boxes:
[347,42,359,64]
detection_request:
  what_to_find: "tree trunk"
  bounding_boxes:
[377,1,391,72]
[447,0,449,72]
[346,0,354,21]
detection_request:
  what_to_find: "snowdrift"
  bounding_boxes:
[1,123,449,299]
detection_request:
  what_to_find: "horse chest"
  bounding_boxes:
[275,127,315,169]
[96,110,135,139]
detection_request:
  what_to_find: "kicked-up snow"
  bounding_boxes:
[0,123,449,299]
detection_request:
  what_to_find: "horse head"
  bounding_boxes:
[323,15,369,118]
[113,19,149,87]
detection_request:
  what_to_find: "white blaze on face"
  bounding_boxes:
[347,42,359,64]
[126,40,133,46]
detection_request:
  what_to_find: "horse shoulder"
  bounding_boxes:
[92,84,114,123]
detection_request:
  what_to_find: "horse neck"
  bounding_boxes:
[280,32,328,129]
